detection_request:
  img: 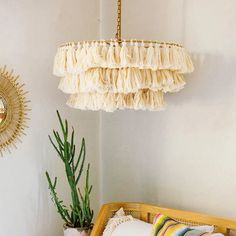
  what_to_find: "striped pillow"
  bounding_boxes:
[152,214,215,236]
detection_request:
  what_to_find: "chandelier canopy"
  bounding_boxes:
[53,0,194,112]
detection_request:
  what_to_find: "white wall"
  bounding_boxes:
[1,1,236,235]
[0,1,100,236]
[101,0,236,219]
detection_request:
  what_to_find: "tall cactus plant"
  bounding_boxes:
[46,111,93,228]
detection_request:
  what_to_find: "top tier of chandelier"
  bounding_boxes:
[53,1,194,112]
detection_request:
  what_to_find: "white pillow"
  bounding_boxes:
[102,208,133,236]
[112,220,153,236]
[190,225,214,233]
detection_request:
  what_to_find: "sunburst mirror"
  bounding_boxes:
[0,66,30,155]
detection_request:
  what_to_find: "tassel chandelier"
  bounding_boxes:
[53,0,194,112]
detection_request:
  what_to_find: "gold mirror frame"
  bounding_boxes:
[0,66,30,155]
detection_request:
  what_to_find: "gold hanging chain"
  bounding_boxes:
[59,0,184,48]
[116,0,122,40]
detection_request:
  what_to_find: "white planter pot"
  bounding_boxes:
[64,225,93,236]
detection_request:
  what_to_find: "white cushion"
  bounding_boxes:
[190,225,214,233]
[102,208,133,236]
[112,220,153,236]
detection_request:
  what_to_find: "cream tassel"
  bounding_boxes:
[131,67,142,91]
[132,42,140,67]
[106,68,113,93]
[53,47,67,77]
[136,89,164,111]
[150,70,161,90]
[78,72,87,93]
[66,44,77,74]
[114,42,121,65]
[139,41,146,69]
[133,90,144,110]
[101,68,110,93]
[161,44,171,69]
[176,47,185,73]
[85,42,93,69]
[151,90,165,111]
[75,43,87,72]
[110,69,118,93]
[116,93,127,110]
[89,68,100,91]
[178,48,194,73]
[99,41,107,67]
[107,42,117,68]
[123,68,131,93]
[75,43,82,74]
[116,68,125,93]
[58,75,78,94]
[171,73,186,92]
[95,68,109,93]
[85,43,92,71]
[125,68,141,93]
[92,41,102,66]
[103,93,117,112]
[145,43,155,69]
[153,44,163,70]
[120,41,130,67]
[169,46,179,70]
[145,69,152,88]
[161,70,174,93]
[125,93,135,109]
[128,41,134,67]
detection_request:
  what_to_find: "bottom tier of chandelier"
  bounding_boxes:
[67,89,165,112]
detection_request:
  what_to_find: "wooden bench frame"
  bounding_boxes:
[91,202,236,236]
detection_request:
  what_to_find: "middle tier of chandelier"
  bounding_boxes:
[53,39,194,112]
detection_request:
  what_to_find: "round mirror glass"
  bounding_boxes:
[0,96,7,126]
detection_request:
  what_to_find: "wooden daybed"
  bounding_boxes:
[91,202,236,236]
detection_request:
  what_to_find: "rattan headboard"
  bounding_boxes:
[91,202,236,236]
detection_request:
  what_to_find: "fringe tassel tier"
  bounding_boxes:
[53,41,194,76]
[58,68,186,94]
[67,89,165,112]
